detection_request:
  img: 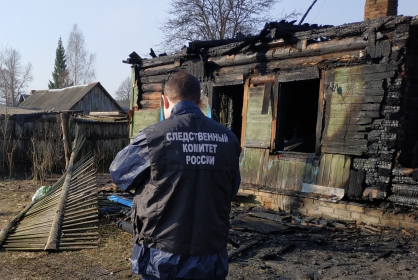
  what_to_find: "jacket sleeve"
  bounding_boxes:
[109,131,150,192]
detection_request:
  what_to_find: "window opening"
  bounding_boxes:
[278,79,320,153]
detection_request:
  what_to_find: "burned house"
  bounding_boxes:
[124,0,418,227]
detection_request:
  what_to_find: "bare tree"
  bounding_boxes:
[114,77,131,101]
[66,24,96,85]
[0,47,33,107]
[159,0,301,52]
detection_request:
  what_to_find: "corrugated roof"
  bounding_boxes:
[0,104,48,115]
[18,82,114,111]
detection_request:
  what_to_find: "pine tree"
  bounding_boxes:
[48,38,69,89]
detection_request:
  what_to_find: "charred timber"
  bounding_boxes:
[141,53,185,69]
[142,83,163,92]
[392,184,418,197]
[208,37,367,68]
[140,65,188,77]
[139,100,161,109]
[142,92,162,100]
[292,16,411,41]
[389,195,418,207]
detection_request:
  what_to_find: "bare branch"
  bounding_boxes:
[157,0,302,53]
[0,47,33,106]
[66,24,96,86]
[114,77,131,101]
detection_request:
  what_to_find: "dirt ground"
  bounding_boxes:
[1,173,418,280]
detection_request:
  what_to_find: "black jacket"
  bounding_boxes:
[133,101,241,255]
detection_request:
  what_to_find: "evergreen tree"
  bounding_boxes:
[48,38,69,89]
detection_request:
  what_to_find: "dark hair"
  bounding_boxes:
[164,72,200,104]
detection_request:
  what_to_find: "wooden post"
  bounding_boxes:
[44,127,80,251]
[60,113,71,170]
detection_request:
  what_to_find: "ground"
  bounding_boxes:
[1,174,418,280]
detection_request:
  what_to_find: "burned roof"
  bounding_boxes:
[18,82,121,112]
[125,15,418,69]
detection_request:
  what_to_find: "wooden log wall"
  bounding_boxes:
[131,16,418,203]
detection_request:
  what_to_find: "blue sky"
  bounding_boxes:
[1,0,417,98]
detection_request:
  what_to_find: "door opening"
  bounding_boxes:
[211,85,243,141]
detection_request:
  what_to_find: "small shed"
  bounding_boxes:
[18,82,122,115]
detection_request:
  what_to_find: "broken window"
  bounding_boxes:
[276,79,320,153]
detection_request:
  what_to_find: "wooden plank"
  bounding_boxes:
[316,154,325,186]
[303,161,313,184]
[240,79,250,148]
[342,156,351,193]
[328,95,383,104]
[334,155,344,189]
[348,170,365,198]
[245,115,273,122]
[132,109,160,134]
[141,83,163,92]
[277,67,319,82]
[364,71,396,81]
[261,83,272,115]
[265,156,280,189]
[322,132,366,140]
[325,124,368,132]
[244,85,272,148]
[140,74,167,84]
[293,162,306,191]
[322,154,332,187]
[324,107,380,118]
[302,183,345,199]
[323,146,367,156]
[139,100,161,109]
[213,73,244,86]
[257,149,270,186]
[327,117,373,126]
[322,139,368,147]
[326,86,385,96]
[327,103,381,111]
[278,160,289,190]
[239,148,269,185]
[316,71,325,153]
[267,50,360,71]
[142,92,162,100]
[270,78,278,152]
[328,154,338,188]
[251,75,276,85]
[248,87,264,98]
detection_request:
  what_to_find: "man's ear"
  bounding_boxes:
[162,95,170,109]
[197,99,202,109]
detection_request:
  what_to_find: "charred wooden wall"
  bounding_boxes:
[129,16,418,206]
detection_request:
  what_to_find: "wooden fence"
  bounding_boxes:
[0,112,129,175]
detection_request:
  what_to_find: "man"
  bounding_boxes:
[110,72,241,279]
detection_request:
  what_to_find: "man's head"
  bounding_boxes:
[162,72,201,118]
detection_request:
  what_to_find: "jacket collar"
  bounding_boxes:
[170,100,203,117]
